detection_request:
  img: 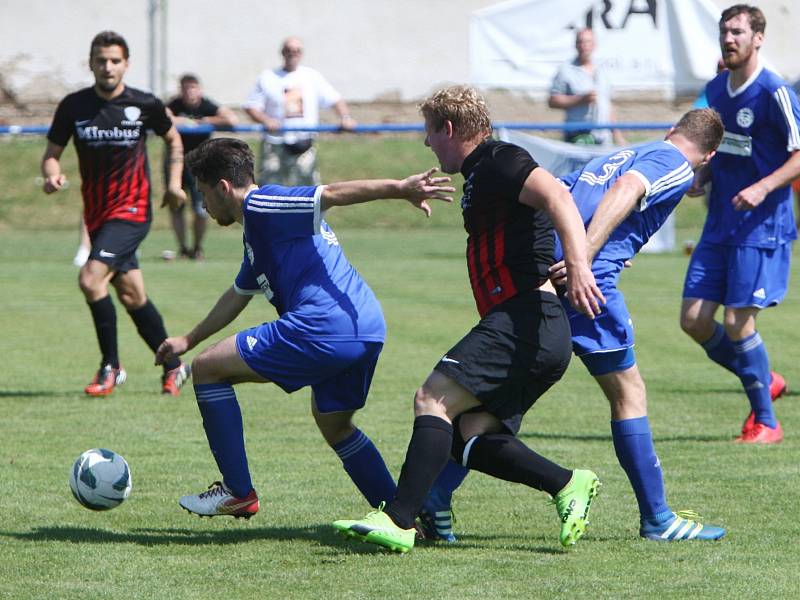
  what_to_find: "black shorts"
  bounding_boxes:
[89,219,150,273]
[434,290,572,434]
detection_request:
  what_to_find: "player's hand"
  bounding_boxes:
[43,174,67,194]
[264,117,282,132]
[339,115,357,131]
[400,168,455,217]
[564,261,605,319]
[156,336,189,366]
[686,166,711,197]
[583,90,598,105]
[732,182,768,211]
[548,259,567,286]
[162,186,187,210]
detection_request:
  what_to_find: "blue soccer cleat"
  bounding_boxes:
[640,510,725,541]
[418,486,457,543]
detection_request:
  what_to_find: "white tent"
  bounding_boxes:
[469,0,724,97]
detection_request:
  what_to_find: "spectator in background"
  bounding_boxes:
[549,28,626,146]
[165,74,238,260]
[680,4,800,444]
[243,36,356,186]
[41,30,191,398]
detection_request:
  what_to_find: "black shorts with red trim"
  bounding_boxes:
[434,289,571,434]
[88,219,151,273]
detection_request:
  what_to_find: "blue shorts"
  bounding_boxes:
[235,322,383,414]
[683,241,793,308]
[564,261,634,358]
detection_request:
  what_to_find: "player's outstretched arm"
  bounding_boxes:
[41,141,67,194]
[519,168,604,318]
[320,168,454,216]
[155,286,252,365]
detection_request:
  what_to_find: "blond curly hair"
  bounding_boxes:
[419,85,492,141]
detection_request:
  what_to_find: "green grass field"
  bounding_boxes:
[0,136,798,599]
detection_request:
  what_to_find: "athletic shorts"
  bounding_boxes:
[433,290,572,433]
[683,240,793,308]
[565,261,634,357]
[236,320,383,414]
[88,219,150,272]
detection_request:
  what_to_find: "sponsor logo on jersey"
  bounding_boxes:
[461,173,475,210]
[736,107,755,128]
[718,130,752,156]
[76,124,140,143]
[256,273,274,300]
[122,106,143,126]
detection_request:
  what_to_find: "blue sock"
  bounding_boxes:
[194,383,253,498]
[611,417,671,522]
[733,332,776,428]
[701,322,738,375]
[333,428,396,508]
[427,459,470,507]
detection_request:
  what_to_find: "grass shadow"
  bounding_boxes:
[518,431,732,443]
[0,524,349,548]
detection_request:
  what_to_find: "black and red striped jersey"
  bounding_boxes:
[47,86,173,232]
[459,140,555,317]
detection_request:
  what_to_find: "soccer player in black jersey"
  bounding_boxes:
[41,31,191,397]
[333,85,605,552]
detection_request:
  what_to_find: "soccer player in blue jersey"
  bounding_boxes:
[421,108,729,543]
[155,137,455,518]
[679,4,800,444]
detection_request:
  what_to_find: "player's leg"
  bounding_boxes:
[113,267,190,394]
[680,241,739,374]
[724,244,791,442]
[170,204,189,258]
[258,140,282,186]
[179,334,269,518]
[79,255,125,395]
[589,357,725,540]
[310,341,396,509]
[187,172,207,259]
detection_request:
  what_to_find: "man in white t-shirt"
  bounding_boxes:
[548,29,625,146]
[244,37,356,185]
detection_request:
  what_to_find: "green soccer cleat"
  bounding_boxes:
[332,502,416,553]
[552,469,600,547]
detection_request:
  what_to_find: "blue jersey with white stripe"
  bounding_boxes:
[702,65,800,248]
[557,140,694,263]
[234,184,385,341]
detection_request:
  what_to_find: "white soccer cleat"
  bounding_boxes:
[179,481,259,519]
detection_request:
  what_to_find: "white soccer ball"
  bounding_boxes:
[69,448,132,511]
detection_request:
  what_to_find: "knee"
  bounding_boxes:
[315,415,354,447]
[118,290,146,310]
[78,270,99,299]
[679,309,708,339]
[413,386,439,416]
[191,351,218,385]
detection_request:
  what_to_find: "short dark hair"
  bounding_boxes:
[673,108,724,154]
[179,74,200,86]
[186,138,255,188]
[720,4,766,34]
[90,31,129,60]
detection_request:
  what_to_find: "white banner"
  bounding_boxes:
[470,0,723,96]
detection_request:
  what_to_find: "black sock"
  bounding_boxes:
[88,296,119,368]
[127,300,179,370]
[384,415,452,529]
[464,433,572,496]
